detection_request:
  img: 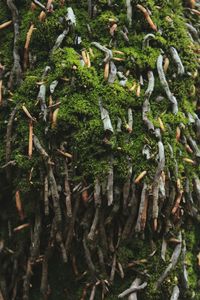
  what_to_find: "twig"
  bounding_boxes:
[28,121,33,158]
[44,175,49,215]
[135,183,148,232]
[7,0,22,89]
[52,29,69,52]
[37,66,51,121]
[108,61,117,84]
[156,233,182,288]
[128,278,142,300]
[91,42,113,63]
[107,156,114,206]
[170,285,180,300]
[0,20,12,30]
[99,99,113,134]
[118,281,147,298]
[6,106,17,180]
[142,33,155,48]
[169,47,185,75]
[24,24,36,70]
[136,4,157,31]
[126,0,132,27]
[157,54,178,114]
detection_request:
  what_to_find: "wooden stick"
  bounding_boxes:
[28,121,33,158]
[136,4,157,31]
[0,20,12,30]
[15,190,24,220]
[134,171,147,184]
[22,105,36,122]
[24,23,35,70]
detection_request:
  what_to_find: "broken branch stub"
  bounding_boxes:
[157,54,178,114]
[99,99,113,134]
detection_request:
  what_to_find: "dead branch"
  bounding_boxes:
[22,259,32,300]
[152,140,165,231]
[44,175,49,215]
[33,135,49,159]
[28,121,33,158]
[136,4,157,31]
[142,71,155,131]
[48,165,62,223]
[0,20,12,30]
[99,99,113,134]
[108,61,117,84]
[37,66,51,121]
[126,0,132,27]
[107,156,114,206]
[91,42,113,63]
[156,233,182,287]
[128,278,142,300]
[118,281,147,298]
[142,33,155,49]
[123,161,132,211]
[65,195,80,256]
[110,253,117,283]
[52,29,69,52]
[15,190,24,220]
[135,183,148,232]
[7,0,22,90]
[6,106,17,180]
[23,24,36,71]
[170,285,180,300]
[83,232,97,282]
[32,0,46,11]
[169,47,185,75]
[157,54,178,114]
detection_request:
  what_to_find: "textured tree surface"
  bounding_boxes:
[0,0,200,299]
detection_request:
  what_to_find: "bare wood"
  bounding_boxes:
[43,175,49,216]
[15,190,24,220]
[128,278,142,300]
[28,121,33,158]
[22,105,36,122]
[7,0,22,89]
[23,24,35,70]
[107,156,114,206]
[118,281,147,298]
[136,4,157,31]
[157,54,178,114]
[134,171,147,184]
[6,106,17,180]
[0,20,12,30]
[63,158,72,218]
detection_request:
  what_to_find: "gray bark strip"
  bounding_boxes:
[126,0,132,27]
[157,54,178,114]
[108,61,117,83]
[128,278,142,300]
[7,0,22,90]
[156,233,182,288]
[37,66,51,122]
[107,156,114,206]
[170,47,185,75]
[170,285,180,300]
[52,29,69,52]
[99,99,113,133]
[142,71,155,131]
[152,140,165,222]
[118,281,147,298]
[142,33,156,49]
[91,42,113,62]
